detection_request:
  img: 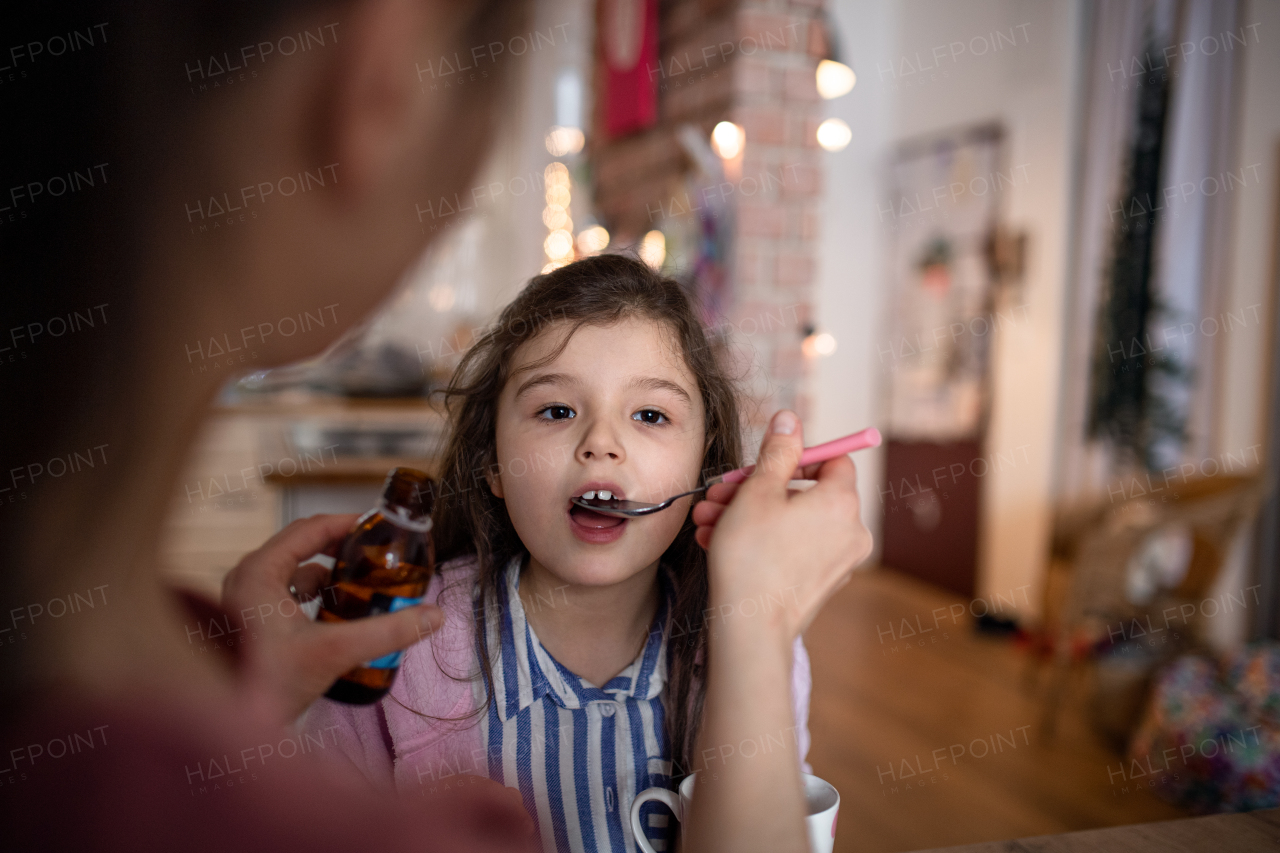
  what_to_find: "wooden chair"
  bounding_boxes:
[1033,473,1264,741]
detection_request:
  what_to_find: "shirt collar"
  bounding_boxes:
[489,555,670,721]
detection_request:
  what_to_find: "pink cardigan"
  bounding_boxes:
[307,555,813,793]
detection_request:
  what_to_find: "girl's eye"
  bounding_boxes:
[536,405,575,421]
[633,409,668,425]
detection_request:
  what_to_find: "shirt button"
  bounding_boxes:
[600,703,616,717]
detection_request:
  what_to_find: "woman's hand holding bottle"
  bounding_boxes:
[220,513,444,723]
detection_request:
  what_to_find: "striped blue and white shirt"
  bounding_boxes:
[476,556,675,853]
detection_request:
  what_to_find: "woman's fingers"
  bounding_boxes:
[289,561,332,601]
[693,456,840,534]
[223,513,358,605]
[706,458,838,505]
[692,497,729,526]
[704,481,740,504]
[693,458,830,543]
[252,603,445,720]
[299,604,443,674]
[787,456,855,493]
[261,513,360,572]
[809,453,858,487]
[797,461,824,480]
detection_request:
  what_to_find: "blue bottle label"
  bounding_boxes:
[362,595,424,669]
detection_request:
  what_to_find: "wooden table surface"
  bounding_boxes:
[912,808,1280,852]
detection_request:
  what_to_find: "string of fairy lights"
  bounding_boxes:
[534,42,855,362]
[540,153,612,274]
[541,162,575,273]
[539,158,662,273]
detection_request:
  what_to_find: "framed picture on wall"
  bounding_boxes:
[882,122,1005,441]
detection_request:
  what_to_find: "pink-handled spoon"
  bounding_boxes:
[571,427,882,518]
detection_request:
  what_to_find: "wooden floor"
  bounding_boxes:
[804,567,1184,853]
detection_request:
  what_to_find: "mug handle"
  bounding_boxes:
[629,786,681,853]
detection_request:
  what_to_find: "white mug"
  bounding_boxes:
[629,771,839,853]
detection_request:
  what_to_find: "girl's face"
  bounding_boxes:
[489,317,706,587]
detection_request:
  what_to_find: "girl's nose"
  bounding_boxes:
[576,419,625,462]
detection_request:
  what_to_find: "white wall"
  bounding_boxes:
[810,0,900,558]
[814,0,1084,615]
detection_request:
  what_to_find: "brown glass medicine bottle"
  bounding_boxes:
[318,466,435,704]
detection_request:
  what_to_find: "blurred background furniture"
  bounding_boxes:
[160,392,444,598]
[1033,474,1265,744]
[1126,643,1280,814]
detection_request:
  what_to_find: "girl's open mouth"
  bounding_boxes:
[569,504,625,528]
[567,502,627,543]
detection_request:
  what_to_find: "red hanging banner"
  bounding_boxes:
[601,0,658,138]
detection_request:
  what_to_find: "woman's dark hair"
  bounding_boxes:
[430,253,743,781]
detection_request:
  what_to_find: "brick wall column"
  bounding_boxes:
[593,0,828,432]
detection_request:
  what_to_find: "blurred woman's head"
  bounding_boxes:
[0,0,529,700]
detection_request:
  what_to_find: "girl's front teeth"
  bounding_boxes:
[597,490,612,500]
[582,490,596,499]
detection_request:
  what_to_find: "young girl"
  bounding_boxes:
[309,254,812,853]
